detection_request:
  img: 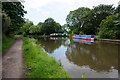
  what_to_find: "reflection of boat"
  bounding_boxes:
[50,33,68,37]
[73,38,94,44]
[72,34,94,41]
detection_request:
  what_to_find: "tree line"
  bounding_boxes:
[17,18,64,36]
[65,4,120,39]
[2,1,120,39]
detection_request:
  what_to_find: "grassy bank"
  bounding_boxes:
[22,37,71,78]
[95,35,100,39]
[2,36,15,53]
[95,35,120,40]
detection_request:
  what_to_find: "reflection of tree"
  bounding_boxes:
[66,41,118,72]
[38,37,66,53]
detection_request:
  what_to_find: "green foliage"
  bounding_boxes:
[81,72,86,79]
[66,4,115,35]
[81,10,97,34]
[2,12,11,34]
[114,5,120,26]
[66,7,90,34]
[79,31,85,35]
[68,32,74,37]
[99,14,119,39]
[18,19,34,36]
[62,24,69,33]
[83,4,115,35]
[29,25,41,35]
[2,34,15,53]
[95,35,100,39]
[40,18,63,35]
[2,2,27,34]
[18,18,63,35]
[22,37,71,78]
[66,7,90,27]
[115,5,120,14]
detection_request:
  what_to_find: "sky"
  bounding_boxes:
[23,0,119,25]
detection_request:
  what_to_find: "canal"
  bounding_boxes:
[37,37,119,78]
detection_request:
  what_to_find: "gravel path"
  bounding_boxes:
[2,38,24,78]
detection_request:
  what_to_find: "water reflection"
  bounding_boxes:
[38,37,67,53]
[37,37,118,78]
[66,41,118,72]
[72,38,94,45]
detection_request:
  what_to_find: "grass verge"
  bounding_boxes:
[95,35,100,39]
[22,37,71,78]
[2,36,15,53]
[95,35,120,40]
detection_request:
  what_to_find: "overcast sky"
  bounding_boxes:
[23,0,119,25]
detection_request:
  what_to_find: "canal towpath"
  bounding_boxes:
[2,38,24,78]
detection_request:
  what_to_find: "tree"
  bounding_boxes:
[115,4,120,14]
[81,10,96,34]
[29,25,41,35]
[40,18,62,35]
[66,7,90,34]
[114,5,120,26]
[66,4,115,35]
[99,14,119,39]
[37,22,43,27]
[18,20,33,35]
[2,12,11,33]
[54,22,63,33]
[82,4,115,35]
[2,2,27,34]
[62,24,70,33]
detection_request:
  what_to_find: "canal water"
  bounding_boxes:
[37,37,119,78]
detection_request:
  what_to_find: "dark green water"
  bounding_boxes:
[37,37,119,78]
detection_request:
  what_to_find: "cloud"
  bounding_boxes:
[23,0,50,9]
[23,0,119,25]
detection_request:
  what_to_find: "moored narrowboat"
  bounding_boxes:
[72,34,94,41]
[50,37,67,40]
[50,33,68,37]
